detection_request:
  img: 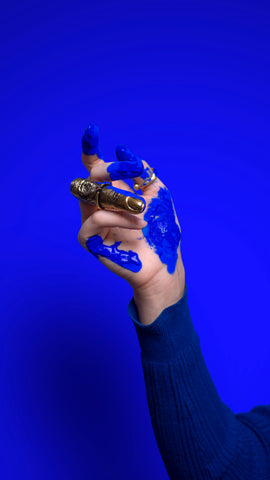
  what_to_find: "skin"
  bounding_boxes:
[77,124,185,325]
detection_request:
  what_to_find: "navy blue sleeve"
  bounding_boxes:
[127,284,270,479]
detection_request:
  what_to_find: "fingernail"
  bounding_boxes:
[81,123,103,157]
[115,144,154,182]
[115,144,138,162]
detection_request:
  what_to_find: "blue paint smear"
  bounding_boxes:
[81,123,103,158]
[140,166,152,180]
[107,160,144,181]
[142,187,181,274]
[115,144,152,180]
[139,166,158,180]
[86,235,142,272]
[108,185,146,208]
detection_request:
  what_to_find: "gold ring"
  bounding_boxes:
[133,167,157,191]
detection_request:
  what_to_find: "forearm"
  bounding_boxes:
[140,335,239,479]
[128,285,270,479]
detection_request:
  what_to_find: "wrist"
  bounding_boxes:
[128,280,197,362]
[133,263,185,325]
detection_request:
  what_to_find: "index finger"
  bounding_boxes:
[78,122,105,223]
[81,123,105,173]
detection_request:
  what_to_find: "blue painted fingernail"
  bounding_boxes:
[107,160,144,181]
[115,144,154,182]
[81,123,103,157]
[142,187,181,274]
[115,144,139,162]
[86,235,142,272]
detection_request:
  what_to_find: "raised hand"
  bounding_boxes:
[74,123,185,324]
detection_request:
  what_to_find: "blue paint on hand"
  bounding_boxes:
[81,123,103,158]
[107,160,144,181]
[86,235,142,273]
[139,166,158,180]
[140,166,152,180]
[142,187,181,274]
[115,144,150,180]
[115,144,138,162]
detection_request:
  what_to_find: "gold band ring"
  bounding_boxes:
[133,167,157,191]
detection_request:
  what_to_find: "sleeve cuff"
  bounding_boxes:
[127,283,199,362]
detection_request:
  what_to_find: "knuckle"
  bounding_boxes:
[88,167,96,180]
[77,229,85,246]
[91,211,102,226]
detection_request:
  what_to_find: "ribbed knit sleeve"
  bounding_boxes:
[127,284,270,479]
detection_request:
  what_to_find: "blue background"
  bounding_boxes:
[1,0,270,478]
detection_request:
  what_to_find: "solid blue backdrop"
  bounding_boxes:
[1,1,270,478]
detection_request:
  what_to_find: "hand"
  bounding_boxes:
[75,123,185,324]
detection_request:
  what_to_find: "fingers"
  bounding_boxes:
[81,124,162,196]
[89,144,162,194]
[89,157,145,182]
[81,123,105,174]
[78,209,147,250]
[115,144,163,195]
[78,123,164,229]
[79,122,106,222]
[71,178,146,215]
[88,141,147,182]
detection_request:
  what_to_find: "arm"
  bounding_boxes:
[75,122,270,480]
[129,284,270,479]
